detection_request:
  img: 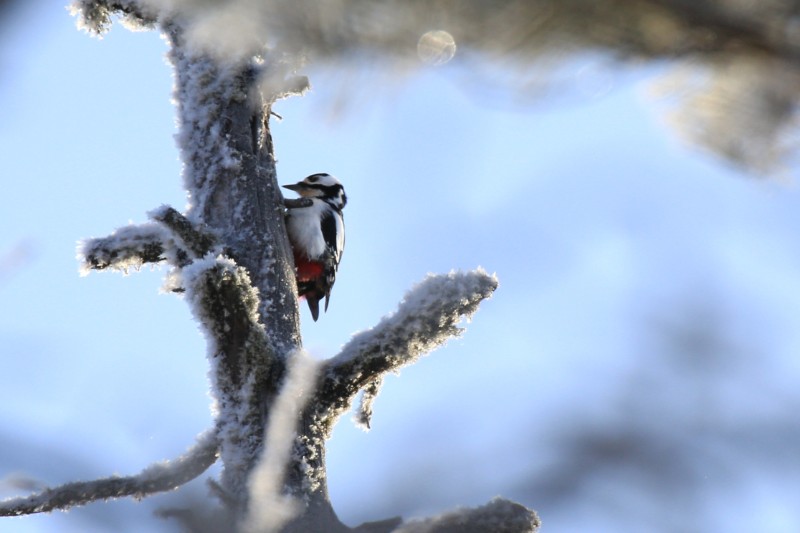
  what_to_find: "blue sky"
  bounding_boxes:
[2,3,800,532]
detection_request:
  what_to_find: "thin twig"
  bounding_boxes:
[0,430,219,516]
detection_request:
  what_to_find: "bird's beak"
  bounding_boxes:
[282,183,303,192]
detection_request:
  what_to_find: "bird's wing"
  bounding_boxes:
[320,209,344,266]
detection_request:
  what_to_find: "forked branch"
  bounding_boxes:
[273,269,501,531]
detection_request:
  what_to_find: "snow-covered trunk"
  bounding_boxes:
[165,25,315,518]
[280,408,348,532]
[168,31,300,348]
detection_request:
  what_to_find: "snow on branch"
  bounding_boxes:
[79,206,219,275]
[149,205,218,259]
[180,254,277,499]
[352,377,382,431]
[181,254,268,389]
[79,223,171,274]
[393,497,540,533]
[0,430,218,517]
[69,0,158,35]
[318,269,498,429]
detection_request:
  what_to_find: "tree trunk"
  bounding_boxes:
[166,24,342,524]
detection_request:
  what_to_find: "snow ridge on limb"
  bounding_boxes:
[179,254,278,504]
[393,497,540,533]
[0,430,219,516]
[78,223,171,274]
[317,269,498,430]
[79,206,218,274]
[149,205,218,260]
[69,0,158,35]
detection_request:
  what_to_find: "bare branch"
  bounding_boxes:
[393,497,540,533]
[318,268,499,429]
[0,430,219,517]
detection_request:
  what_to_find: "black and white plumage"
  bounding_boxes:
[283,173,347,321]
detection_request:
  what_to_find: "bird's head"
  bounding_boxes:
[283,173,347,210]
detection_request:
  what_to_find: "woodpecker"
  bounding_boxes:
[283,173,347,321]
